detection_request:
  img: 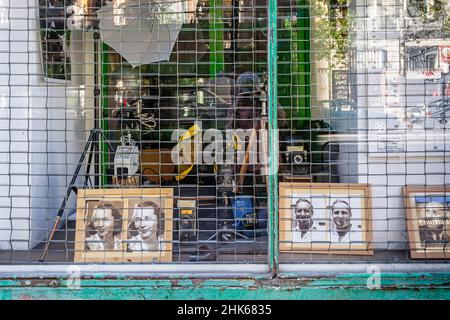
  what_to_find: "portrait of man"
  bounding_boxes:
[329,199,364,244]
[405,188,450,259]
[85,203,123,251]
[417,199,449,247]
[331,200,352,241]
[290,198,328,244]
[127,201,164,252]
[279,184,371,254]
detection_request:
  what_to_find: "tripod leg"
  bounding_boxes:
[39,130,95,262]
[100,130,115,152]
[38,216,61,262]
[85,135,96,187]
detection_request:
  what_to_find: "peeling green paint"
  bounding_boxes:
[0,274,449,300]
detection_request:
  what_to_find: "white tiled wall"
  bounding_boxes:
[0,0,87,250]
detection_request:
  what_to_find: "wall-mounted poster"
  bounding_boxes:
[332,70,350,100]
[368,40,450,158]
[39,0,72,82]
[404,0,450,40]
[405,45,445,79]
[279,183,373,255]
[74,188,173,263]
[403,185,450,259]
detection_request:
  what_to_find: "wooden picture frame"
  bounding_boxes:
[279,183,373,255]
[74,188,173,263]
[403,185,450,259]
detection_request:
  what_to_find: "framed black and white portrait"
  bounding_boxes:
[84,200,124,252]
[279,183,373,255]
[403,185,450,259]
[75,188,173,263]
[124,194,172,263]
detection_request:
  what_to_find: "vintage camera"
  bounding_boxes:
[217,164,235,193]
[285,136,310,175]
[286,146,308,165]
[178,200,197,242]
[114,134,139,180]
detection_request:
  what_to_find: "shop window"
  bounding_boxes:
[0,0,449,270]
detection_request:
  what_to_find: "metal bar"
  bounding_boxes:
[268,0,279,277]
[279,263,450,275]
[0,264,269,278]
[0,263,449,279]
[209,0,225,75]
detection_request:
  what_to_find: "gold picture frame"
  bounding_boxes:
[403,185,450,259]
[74,188,173,263]
[279,183,373,255]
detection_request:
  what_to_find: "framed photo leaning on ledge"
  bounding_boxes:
[403,185,450,259]
[74,188,173,263]
[279,183,373,255]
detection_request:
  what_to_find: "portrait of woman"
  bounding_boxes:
[127,201,165,252]
[75,189,173,263]
[85,202,123,251]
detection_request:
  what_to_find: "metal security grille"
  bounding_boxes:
[278,0,450,264]
[2,0,272,265]
[0,0,449,269]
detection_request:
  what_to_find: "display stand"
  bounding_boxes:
[39,129,114,262]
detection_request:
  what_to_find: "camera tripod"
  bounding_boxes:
[39,129,114,262]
